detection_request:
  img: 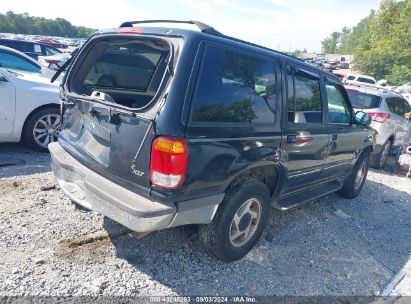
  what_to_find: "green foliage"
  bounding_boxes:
[321,32,340,53]
[386,65,411,84]
[0,11,95,38]
[321,0,411,85]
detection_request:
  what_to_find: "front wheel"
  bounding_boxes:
[198,179,270,262]
[23,107,61,152]
[337,152,369,199]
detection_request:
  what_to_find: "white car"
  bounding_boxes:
[0,45,58,79]
[0,68,60,151]
[343,74,377,86]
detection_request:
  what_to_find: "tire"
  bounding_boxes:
[337,152,369,199]
[369,139,392,169]
[198,179,270,262]
[23,107,61,152]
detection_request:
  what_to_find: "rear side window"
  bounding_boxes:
[191,45,277,123]
[287,67,322,124]
[346,90,381,109]
[69,37,170,109]
[357,77,375,84]
[0,50,41,73]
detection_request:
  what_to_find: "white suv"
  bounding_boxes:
[345,84,411,168]
[343,74,377,87]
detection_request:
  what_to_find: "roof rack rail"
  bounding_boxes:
[119,20,221,35]
[344,82,398,94]
[118,20,329,67]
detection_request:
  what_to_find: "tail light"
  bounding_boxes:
[44,59,60,65]
[118,27,144,35]
[368,112,390,123]
[150,137,189,189]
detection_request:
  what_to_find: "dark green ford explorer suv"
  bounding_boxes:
[49,20,373,262]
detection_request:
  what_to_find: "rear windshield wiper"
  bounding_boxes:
[50,48,78,83]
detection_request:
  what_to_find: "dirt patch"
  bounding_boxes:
[54,230,128,263]
[0,179,30,195]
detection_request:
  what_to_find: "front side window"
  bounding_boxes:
[287,68,322,124]
[325,82,351,124]
[397,98,411,115]
[0,51,41,73]
[191,45,277,123]
[386,98,400,115]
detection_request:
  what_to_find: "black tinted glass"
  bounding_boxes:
[347,90,381,109]
[191,45,277,123]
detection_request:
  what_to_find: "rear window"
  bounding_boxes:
[347,90,381,109]
[357,77,375,84]
[347,76,355,80]
[69,37,170,109]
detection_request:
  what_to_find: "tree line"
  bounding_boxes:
[0,11,95,38]
[321,0,411,85]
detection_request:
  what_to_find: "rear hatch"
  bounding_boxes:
[346,87,390,126]
[59,34,178,196]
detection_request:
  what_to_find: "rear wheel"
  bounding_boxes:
[23,107,61,152]
[338,152,369,198]
[370,139,392,169]
[198,179,270,262]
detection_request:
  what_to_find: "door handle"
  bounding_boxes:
[287,134,297,143]
[332,134,337,140]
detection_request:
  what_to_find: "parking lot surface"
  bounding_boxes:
[1,144,410,296]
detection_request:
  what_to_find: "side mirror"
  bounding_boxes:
[404,112,411,120]
[354,111,371,126]
[0,74,8,82]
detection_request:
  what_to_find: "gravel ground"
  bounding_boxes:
[1,143,410,297]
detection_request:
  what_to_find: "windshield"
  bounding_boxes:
[347,90,382,109]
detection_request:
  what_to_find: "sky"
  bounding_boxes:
[0,0,381,52]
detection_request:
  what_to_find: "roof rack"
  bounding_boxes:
[119,20,221,35]
[344,82,398,94]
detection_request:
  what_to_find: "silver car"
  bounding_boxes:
[345,84,411,168]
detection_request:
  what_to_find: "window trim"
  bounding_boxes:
[188,41,280,126]
[285,63,324,126]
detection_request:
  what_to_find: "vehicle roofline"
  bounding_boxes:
[95,26,338,80]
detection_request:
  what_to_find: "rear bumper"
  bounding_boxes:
[49,142,224,232]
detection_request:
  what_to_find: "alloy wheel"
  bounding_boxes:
[32,114,61,148]
[229,198,262,247]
